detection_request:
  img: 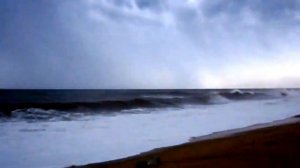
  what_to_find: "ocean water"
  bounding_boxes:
[0,89,300,167]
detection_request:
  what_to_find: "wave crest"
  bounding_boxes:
[1,89,293,120]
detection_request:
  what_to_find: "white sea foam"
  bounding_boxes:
[0,93,300,168]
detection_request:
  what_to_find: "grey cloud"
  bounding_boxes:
[89,0,300,28]
[0,0,110,88]
[173,0,300,52]
[135,0,165,11]
[107,0,165,11]
[1,0,300,88]
[109,0,133,8]
[88,1,164,26]
[202,0,300,24]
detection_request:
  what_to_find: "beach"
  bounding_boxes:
[72,116,300,168]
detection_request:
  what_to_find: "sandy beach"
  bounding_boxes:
[71,116,300,168]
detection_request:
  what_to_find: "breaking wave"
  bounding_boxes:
[0,89,295,120]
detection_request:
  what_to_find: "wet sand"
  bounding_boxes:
[70,116,300,168]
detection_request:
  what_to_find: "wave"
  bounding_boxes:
[0,98,181,117]
[0,89,292,120]
[10,108,89,121]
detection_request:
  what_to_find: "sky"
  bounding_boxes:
[1,0,300,89]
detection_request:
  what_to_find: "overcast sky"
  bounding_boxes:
[1,0,300,89]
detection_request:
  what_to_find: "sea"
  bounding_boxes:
[0,89,300,168]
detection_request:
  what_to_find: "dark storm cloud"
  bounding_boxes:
[1,0,300,88]
[0,0,77,60]
[135,0,165,11]
[0,0,105,88]
[0,1,57,54]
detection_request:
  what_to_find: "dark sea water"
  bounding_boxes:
[0,89,288,120]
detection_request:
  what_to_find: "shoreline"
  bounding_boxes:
[70,115,300,168]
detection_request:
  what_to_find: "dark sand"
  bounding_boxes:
[70,116,300,168]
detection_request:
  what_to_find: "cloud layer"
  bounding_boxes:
[1,0,300,88]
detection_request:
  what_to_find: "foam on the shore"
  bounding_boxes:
[75,117,300,168]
